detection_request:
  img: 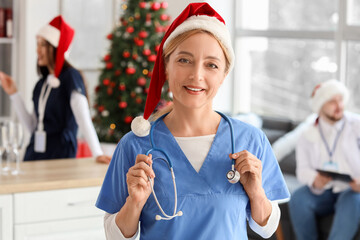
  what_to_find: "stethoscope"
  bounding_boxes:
[146,111,240,221]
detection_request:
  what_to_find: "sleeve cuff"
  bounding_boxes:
[104,213,139,240]
[249,201,280,239]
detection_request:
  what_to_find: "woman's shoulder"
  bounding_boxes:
[60,67,81,80]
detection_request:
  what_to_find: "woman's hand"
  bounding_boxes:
[126,154,155,207]
[230,150,263,199]
[0,71,17,95]
[95,155,111,164]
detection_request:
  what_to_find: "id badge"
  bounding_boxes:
[34,130,46,153]
[323,161,338,171]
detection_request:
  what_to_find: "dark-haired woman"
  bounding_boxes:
[0,16,110,163]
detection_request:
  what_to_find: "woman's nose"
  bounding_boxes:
[190,64,204,81]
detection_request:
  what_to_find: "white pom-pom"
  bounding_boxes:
[47,74,60,88]
[131,116,151,137]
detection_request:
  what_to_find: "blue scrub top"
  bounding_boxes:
[96,116,290,239]
[24,67,86,161]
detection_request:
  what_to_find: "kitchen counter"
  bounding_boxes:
[0,158,109,194]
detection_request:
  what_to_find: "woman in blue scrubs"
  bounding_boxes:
[96,3,290,239]
[0,16,110,163]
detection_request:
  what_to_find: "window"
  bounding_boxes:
[234,0,360,121]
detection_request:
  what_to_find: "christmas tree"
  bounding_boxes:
[93,0,171,143]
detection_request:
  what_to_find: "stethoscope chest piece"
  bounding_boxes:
[227,169,240,184]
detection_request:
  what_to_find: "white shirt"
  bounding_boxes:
[296,112,360,194]
[104,135,280,239]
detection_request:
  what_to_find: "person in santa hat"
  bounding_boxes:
[0,16,111,163]
[289,79,360,240]
[96,3,289,239]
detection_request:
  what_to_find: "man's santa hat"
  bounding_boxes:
[131,2,235,137]
[310,79,349,113]
[36,15,75,88]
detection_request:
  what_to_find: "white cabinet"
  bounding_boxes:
[0,194,13,240]
[13,186,105,240]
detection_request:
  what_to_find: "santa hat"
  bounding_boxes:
[131,2,235,137]
[310,79,349,113]
[37,15,75,88]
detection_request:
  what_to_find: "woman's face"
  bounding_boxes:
[166,32,227,111]
[36,36,53,68]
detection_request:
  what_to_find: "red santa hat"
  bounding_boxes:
[37,15,75,87]
[310,79,349,113]
[131,2,235,137]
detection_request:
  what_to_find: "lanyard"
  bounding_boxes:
[37,77,52,132]
[318,119,345,162]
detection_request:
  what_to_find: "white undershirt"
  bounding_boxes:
[10,90,103,157]
[103,135,280,239]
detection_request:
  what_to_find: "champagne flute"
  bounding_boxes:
[0,124,7,175]
[10,122,24,175]
[1,121,10,174]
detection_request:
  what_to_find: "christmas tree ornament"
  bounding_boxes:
[139,2,147,9]
[151,2,161,11]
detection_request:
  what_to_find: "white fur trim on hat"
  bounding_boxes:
[46,74,60,88]
[37,25,60,47]
[310,79,349,113]
[131,116,151,137]
[163,15,235,72]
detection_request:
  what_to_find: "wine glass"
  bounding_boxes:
[0,123,8,175]
[9,122,24,175]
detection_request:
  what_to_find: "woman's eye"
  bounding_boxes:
[208,63,218,69]
[178,58,189,63]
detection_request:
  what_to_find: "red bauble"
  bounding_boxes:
[151,2,161,11]
[142,48,151,56]
[110,82,116,88]
[103,78,110,86]
[155,44,160,52]
[107,87,113,95]
[155,26,163,33]
[139,2,146,8]
[115,69,121,76]
[134,37,144,46]
[144,88,149,94]
[132,54,138,60]
[161,2,168,9]
[95,85,100,92]
[137,77,146,86]
[147,71,153,77]
[106,33,113,40]
[135,97,142,104]
[98,105,105,112]
[118,101,128,109]
[138,30,148,39]
[103,54,111,61]
[123,51,131,58]
[106,62,113,69]
[148,54,157,62]
[119,83,126,91]
[160,14,168,21]
[124,116,133,124]
[126,26,134,33]
[126,67,136,75]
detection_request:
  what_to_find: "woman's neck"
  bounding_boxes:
[164,107,221,137]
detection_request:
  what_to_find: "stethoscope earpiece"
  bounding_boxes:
[227,169,240,184]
